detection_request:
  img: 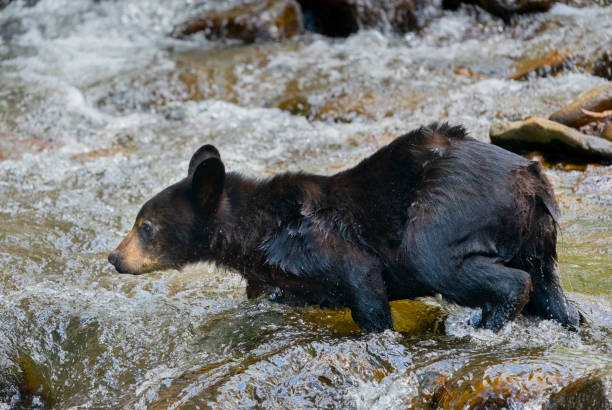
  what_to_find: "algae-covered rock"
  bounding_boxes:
[170,0,303,43]
[0,353,55,409]
[0,348,19,406]
[277,95,313,117]
[490,117,612,163]
[303,299,446,334]
[544,376,611,410]
[442,0,554,21]
[550,85,612,128]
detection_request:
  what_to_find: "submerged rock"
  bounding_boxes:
[544,376,611,410]
[549,85,612,128]
[509,50,576,81]
[316,92,377,122]
[490,117,612,163]
[315,92,422,122]
[0,353,55,409]
[442,0,554,21]
[302,299,446,334]
[277,95,313,117]
[170,0,303,43]
[0,127,52,161]
[434,371,564,409]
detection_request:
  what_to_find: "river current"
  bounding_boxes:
[0,0,610,408]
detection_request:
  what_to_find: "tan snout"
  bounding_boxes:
[108,227,156,274]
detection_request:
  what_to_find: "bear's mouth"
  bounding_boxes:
[108,253,183,275]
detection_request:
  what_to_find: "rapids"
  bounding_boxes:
[0,0,610,408]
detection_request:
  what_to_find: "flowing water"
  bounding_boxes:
[0,0,611,408]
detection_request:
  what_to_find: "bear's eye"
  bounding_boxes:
[140,221,155,238]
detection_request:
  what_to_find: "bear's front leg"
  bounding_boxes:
[342,260,393,333]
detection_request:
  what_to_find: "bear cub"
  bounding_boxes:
[108,124,580,333]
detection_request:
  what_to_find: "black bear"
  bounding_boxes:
[108,124,580,332]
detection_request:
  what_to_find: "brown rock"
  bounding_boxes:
[171,0,303,43]
[549,85,612,128]
[442,0,554,21]
[544,376,611,410]
[490,117,612,163]
[593,51,612,80]
[435,371,563,409]
[510,50,575,81]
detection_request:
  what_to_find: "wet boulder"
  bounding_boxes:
[593,51,612,80]
[509,50,577,81]
[549,85,612,128]
[296,0,422,37]
[602,122,612,141]
[442,0,554,21]
[544,376,611,410]
[490,117,612,163]
[170,0,303,43]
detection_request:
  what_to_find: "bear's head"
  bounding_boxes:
[108,145,225,274]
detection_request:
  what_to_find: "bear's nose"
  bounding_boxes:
[108,251,119,267]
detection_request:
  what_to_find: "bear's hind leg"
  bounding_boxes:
[453,256,532,332]
[522,263,581,329]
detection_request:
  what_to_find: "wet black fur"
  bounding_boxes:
[112,124,580,333]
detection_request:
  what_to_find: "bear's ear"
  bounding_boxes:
[188,144,220,177]
[192,156,225,213]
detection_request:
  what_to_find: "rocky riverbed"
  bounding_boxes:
[0,0,611,408]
